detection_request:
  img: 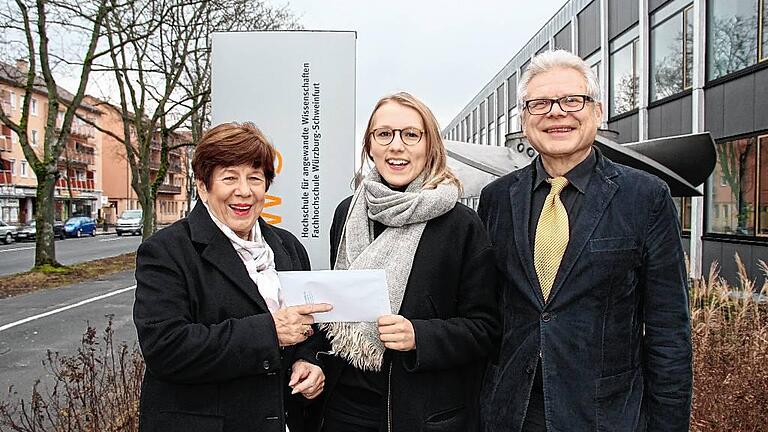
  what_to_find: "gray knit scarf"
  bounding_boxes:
[321,169,459,371]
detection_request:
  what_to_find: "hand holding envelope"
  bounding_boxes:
[279,270,391,322]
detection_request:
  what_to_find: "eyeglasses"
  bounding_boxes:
[370,127,424,146]
[523,95,594,115]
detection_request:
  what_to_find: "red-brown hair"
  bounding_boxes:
[192,122,276,190]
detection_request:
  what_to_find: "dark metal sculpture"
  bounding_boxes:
[445,131,717,198]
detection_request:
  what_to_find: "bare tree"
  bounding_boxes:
[85,0,299,237]
[0,0,112,267]
[179,0,300,212]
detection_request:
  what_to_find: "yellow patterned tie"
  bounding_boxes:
[534,177,569,301]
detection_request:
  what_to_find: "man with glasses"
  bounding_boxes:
[478,50,692,432]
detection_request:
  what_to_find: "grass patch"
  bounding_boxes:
[0,253,136,299]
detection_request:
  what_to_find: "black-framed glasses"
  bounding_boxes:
[370,127,424,146]
[523,95,594,115]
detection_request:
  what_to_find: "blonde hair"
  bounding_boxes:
[357,92,461,191]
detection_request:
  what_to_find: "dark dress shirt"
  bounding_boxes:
[524,149,596,432]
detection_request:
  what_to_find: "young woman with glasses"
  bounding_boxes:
[315,92,501,432]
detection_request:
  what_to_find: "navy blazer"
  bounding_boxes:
[134,201,315,432]
[478,149,692,432]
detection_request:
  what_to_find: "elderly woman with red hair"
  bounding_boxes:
[134,122,331,432]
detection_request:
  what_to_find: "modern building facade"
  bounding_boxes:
[444,0,767,285]
[0,61,103,224]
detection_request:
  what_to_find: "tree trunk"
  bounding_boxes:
[34,172,59,267]
[140,193,155,241]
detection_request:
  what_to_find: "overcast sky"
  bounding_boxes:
[284,0,566,142]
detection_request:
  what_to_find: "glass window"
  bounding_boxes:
[762,0,768,61]
[610,39,639,116]
[489,122,496,146]
[672,197,692,231]
[496,84,505,115]
[9,91,15,109]
[507,73,517,109]
[498,116,506,146]
[707,137,757,236]
[487,94,495,125]
[508,108,520,133]
[480,128,486,145]
[472,108,478,136]
[480,101,486,127]
[30,98,37,116]
[684,6,694,88]
[31,129,37,146]
[650,4,694,101]
[707,0,759,81]
[758,136,768,235]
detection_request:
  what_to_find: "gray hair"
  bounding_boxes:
[517,49,601,110]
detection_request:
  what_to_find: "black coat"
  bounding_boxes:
[134,201,316,432]
[317,197,501,432]
[478,150,692,432]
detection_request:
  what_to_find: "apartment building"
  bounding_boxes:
[85,96,188,226]
[0,60,102,224]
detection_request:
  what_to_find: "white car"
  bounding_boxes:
[0,220,16,244]
[116,209,143,236]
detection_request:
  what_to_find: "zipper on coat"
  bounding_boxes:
[387,362,393,432]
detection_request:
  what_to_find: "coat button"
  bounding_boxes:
[526,366,534,374]
[541,312,551,322]
[262,360,271,370]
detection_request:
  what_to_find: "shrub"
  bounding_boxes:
[0,317,143,432]
[690,257,768,431]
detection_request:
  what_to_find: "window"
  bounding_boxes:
[497,116,506,146]
[672,197,693,231]
[472,108,478,143]
[610,32,639,116]
[707,0,761,81]
[9,91,16,110]
[507,73,517,111]
[707,136,765,236]
[489,122,496,146]
[30,98,37,116]
[31,129,38,146]
[9,159,14,175]
[758,135,768,235]
[20,160,26,177]
[508,107,520,133]
[650,2,694,101]
[762,0,768,61]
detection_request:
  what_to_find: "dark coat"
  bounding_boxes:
[134,201,316,432]
[477,149,692,432]
[317,197,501,432]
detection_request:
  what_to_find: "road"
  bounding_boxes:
[0,270,138,405]
[0,233,143,276]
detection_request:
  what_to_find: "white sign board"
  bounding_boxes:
[211,31,356,269]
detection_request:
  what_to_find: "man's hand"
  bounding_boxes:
[377,314,416,351]
[272,303,332,347]
[289,360,325,399]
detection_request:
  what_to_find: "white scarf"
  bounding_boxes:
[204,204,283,312]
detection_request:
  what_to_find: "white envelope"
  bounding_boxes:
[278,269,391,322]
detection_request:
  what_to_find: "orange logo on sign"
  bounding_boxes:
[263,150,283,225]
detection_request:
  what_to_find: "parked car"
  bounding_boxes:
[15,220,65,241]
[116,209,143,236]
[0,220,15,244]
[63,217,96,238]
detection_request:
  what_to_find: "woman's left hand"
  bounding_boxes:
[289,360,325,399]
[377,314,416,351]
